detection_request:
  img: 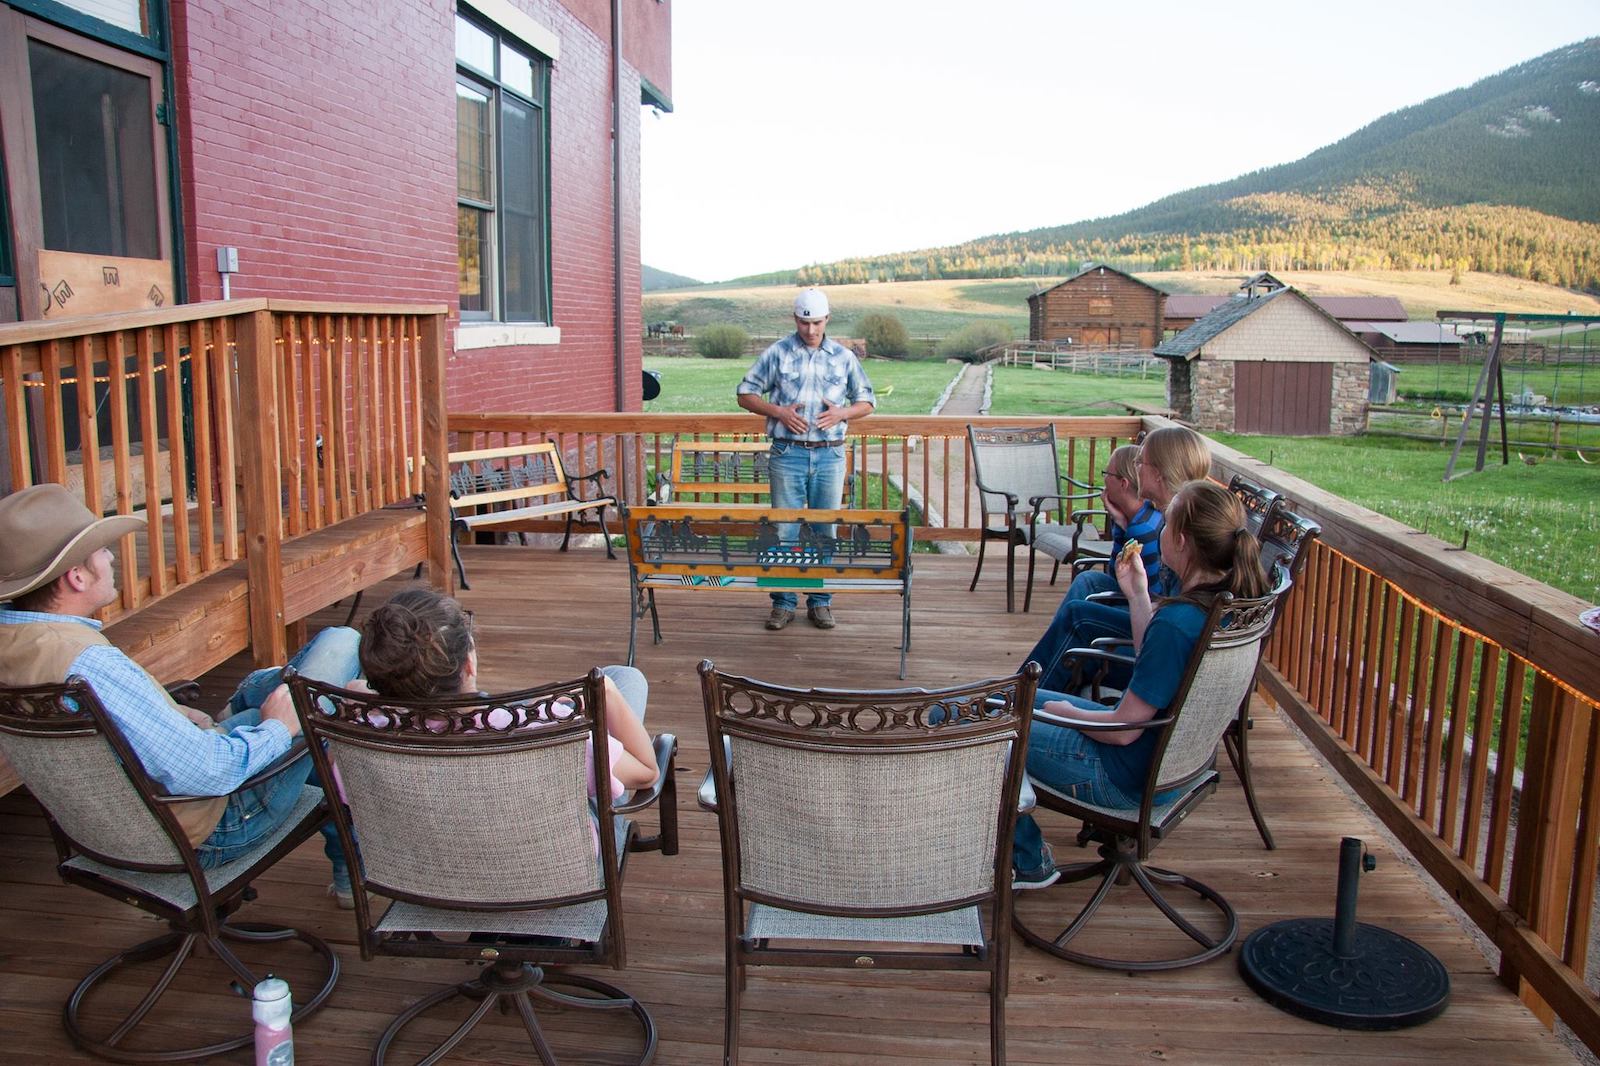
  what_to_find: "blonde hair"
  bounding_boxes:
[1106,444,1140,490]
[1139,426,1210,505]
[1164,480,1268,600]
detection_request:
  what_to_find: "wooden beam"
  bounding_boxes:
[234,308,287,668]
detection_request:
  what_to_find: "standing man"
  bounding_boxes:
[736,288,876,631]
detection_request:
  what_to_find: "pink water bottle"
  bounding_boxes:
[252,976,294,1065]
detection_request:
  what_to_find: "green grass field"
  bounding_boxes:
[988,364,1168,416]
[643,356,963,415]
[1393,357,1600,406]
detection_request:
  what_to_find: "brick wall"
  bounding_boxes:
[170,0,657,414]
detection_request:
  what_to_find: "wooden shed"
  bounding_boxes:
[1027,263,1165,348]
[1153,287,1374,436]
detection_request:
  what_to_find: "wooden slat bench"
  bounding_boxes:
[448,442,615,588]
[654,438,857,505]
[622,503,914,676]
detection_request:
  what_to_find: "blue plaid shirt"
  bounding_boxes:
[736,333,876,443]
[0,609,292,796]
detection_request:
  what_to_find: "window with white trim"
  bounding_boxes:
[455,9,550,323]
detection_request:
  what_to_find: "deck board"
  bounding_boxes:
[0,546,1575,1063]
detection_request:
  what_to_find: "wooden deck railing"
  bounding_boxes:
[1207,438,1600,1053]
[444,412,1145,538]
[0,299,451,657]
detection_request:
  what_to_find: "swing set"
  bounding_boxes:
[1432,309,1600,480]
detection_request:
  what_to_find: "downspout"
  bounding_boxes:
[611,0,626,411]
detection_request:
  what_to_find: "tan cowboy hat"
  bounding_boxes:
[0,484,146,601]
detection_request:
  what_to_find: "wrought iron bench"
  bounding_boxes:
[447,442,615,587]
[622,504,914,676]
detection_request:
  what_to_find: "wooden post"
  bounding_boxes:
[418,310,453,593]
[234,308,288,668]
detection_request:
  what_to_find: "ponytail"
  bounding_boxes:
[1164,481,1268,601]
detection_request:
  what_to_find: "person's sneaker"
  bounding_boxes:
[807,605,836,629]
[1011,863,1061,891]
[765,607,795,631]
[329,882,356,910]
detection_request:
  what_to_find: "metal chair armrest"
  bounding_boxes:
[614,733,677,814]
[1033,708,1175,733]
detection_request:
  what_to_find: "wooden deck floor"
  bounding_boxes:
[0,546,1576,1064]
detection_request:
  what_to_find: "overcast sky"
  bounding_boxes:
[639,1,1600,283]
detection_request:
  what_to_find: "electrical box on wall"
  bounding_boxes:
[216,247,239,273]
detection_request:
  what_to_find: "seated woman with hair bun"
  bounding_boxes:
[1012,479,1268,889]
[357,587,658,801]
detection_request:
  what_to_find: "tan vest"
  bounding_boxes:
[0,621,228,845]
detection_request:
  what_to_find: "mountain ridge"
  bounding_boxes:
[714,38,1600,291]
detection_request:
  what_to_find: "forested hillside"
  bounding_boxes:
[768,39,1600,291]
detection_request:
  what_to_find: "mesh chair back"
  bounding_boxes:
[701,664,1036,915]
[1151,593,1277,792]
[967,425,1062,525]
[291,672,611,907]
[0,679,183,866]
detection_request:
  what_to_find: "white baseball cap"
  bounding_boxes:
[793,288,830,321]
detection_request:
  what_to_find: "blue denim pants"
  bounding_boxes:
[196,627,362,876]
[767,440,846,610]
[1023,570,1133,693]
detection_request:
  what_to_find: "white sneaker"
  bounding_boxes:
[328,883,356,910]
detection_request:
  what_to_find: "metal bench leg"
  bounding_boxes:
[648,589,661,645]
[969,534,988,591]
[560,512,575,552]
[451,519,471,590]
[1023,547,1040,613]
[597,507,617,560]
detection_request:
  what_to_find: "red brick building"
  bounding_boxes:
[0,0,671,413]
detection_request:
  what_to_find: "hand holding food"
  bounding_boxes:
[1119,539,1143,567]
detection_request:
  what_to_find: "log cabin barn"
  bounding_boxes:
[1026,262,1166,348]
[1154,285,1375,436]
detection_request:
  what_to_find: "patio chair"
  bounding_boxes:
[966,424,1102,613]
[287,668,678,1065]
[1223,504,1321,849]
[1012,586,1278,970]
[0,677,339,1062]
[697,660,1040,1066]
[1227,474,1286,539]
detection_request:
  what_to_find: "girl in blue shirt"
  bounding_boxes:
[1021,425,1213,693]
[1013,479,1268,887]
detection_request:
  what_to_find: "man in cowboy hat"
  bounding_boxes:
[736,287,875,632]
[0,483,361,901]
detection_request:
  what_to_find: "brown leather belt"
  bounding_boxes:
[775,439,843,449]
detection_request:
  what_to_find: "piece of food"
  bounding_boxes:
[1119,540,1143,566]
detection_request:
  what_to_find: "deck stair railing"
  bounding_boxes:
[0,299,451,654]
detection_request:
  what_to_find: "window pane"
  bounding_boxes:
[54,0,146,36]
[458,206,492,315]
[29,41,159,259]
[499,42,534,99]
[455,16,494,75]
[455,82,493,205]
[500,94,543,321]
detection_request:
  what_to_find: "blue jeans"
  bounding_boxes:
[1024,570,1134,693]
[767,440,846,610]
[1013,689,1181,874]
[599,665,648,729]
[197,627,362,877]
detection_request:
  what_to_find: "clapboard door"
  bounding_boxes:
[1233,361,1333,435]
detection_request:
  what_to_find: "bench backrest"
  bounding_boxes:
[623,504,911,583]
[449,442,570,507]
[657,440,856,506]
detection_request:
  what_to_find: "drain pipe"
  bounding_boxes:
[611,0,626,411]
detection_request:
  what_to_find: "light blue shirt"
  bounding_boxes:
[0,609,291,797]
[737,333,876,443]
